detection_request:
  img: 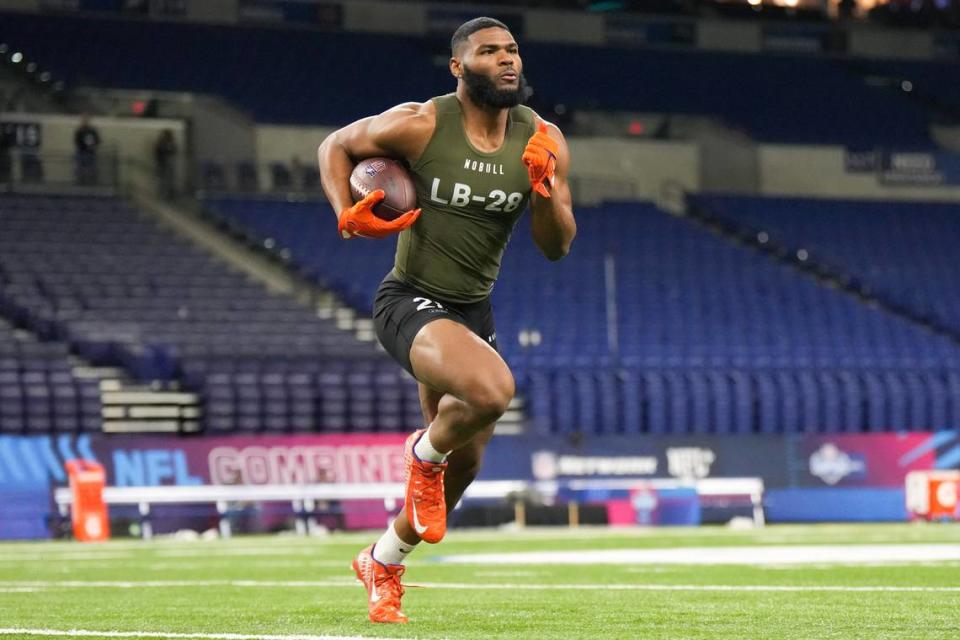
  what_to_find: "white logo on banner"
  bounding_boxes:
[809,443,866,486]
[530,451,658,479]
[666,447,716,479]
[531,451,558,480]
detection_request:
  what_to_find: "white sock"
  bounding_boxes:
[372,522,418,566]
[413,425,449,463]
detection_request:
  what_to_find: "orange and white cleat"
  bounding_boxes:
[404,428,448,544]
[352,544,408,624]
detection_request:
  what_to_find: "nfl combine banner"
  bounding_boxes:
[0,432,957,538]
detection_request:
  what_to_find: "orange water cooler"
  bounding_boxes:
[64,459,110,542]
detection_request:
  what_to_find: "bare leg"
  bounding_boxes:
[415,383,497,506]
[391,320,511,544]
[408,319,514,453]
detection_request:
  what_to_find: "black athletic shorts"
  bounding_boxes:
[373,272,498,377]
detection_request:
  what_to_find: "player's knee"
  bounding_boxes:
[467,371,515,422]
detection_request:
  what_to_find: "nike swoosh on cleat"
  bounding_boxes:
[370,589,381,604]
[411,500,428,535]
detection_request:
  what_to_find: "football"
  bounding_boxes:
[349,157,417,221]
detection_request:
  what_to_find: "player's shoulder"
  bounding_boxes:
[379,101,437,132]
[369,101,437,162]
[370,101,437,159]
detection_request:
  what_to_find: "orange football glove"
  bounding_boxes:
[338,189,421,239]
[522,122,559,198]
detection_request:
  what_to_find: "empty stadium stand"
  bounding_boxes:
[0,11,945,146]
[0,317,101,433]
[0,193,423,434]
[691,195,960,335]
[206,196,960,436]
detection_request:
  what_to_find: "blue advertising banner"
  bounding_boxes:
[604,16,695,48]
[935,33,960,59]
[844,149,960,186]
[762,24,845,54]
[238,0,342,27]
[426,9,523,38]
[1,431,956,538]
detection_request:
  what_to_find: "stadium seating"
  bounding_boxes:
[207,196,960,435]
[691,195,960,335]
[0,194,422,434]
[0,11,942,146]
[205,197,389,314]
[0,318,101,434]
[845,58,960,115]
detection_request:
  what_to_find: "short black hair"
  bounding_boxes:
[451,17,511,56]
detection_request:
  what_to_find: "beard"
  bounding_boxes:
[462,64,529,110]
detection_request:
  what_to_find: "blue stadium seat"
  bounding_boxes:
[862,372,887,432]
[0,194,393,433]
[642,373,668,435]
[198,194,960,435]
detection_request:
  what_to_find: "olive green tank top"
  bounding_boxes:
[392,93,536,303]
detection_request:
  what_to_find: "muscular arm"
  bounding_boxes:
[317,102,434,219]
[529,121,576,261]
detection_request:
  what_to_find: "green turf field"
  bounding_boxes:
[1,523,959,639]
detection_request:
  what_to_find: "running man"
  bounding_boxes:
[317,16,576,624]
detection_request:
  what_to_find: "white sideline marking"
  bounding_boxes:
[434,544,960,566]
[145,560,350,571]
[0,630,398,640]
[1,579,958,593]
[0,549,331,563]
[0,553,135,563]
[0,580,355,589]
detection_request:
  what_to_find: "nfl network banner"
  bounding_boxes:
[1,431,957,538]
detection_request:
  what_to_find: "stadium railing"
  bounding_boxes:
[0,149,120,193]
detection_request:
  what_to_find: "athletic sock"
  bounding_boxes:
[413,425,450,463]
[372,522,419,566]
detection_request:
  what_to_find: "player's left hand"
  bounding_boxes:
[522,122,559,199]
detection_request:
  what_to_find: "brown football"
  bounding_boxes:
[349,157,417,221]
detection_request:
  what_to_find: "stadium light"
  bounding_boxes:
[11,51,23,63]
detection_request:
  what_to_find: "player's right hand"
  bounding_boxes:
[337,190,421,239]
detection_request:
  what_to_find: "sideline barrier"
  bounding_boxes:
[52,477,764,539]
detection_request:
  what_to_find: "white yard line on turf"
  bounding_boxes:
[152,549,331,558]
[434,544,960,566]
[0,630,400,640]
[0,549,346,563]
[144,560,350,571]
[1,579,958,593]
[0,553,135,563]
